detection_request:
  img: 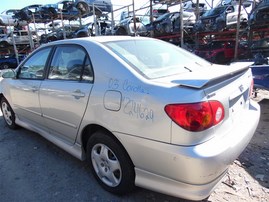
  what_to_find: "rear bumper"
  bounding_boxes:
[135,167,226,201]
[116,100,260,200]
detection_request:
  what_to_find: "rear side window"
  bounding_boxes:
[48,45,93,82]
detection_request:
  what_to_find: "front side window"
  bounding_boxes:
[48,45,93,82]
[18,47,51,79]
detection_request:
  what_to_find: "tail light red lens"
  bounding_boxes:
[165,101,225,132]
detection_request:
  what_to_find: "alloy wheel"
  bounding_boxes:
[91,143,122,187]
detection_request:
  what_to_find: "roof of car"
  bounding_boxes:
[36,36,156,50]
[46,36,154,45]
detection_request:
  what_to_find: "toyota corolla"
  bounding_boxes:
[0,36,260,200]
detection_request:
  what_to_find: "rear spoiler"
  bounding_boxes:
[171,62,252,89]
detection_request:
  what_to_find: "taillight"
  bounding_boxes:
[164,101,224,132]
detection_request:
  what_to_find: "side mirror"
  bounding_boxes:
[1,69,16,78]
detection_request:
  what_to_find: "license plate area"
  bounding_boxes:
[229,90,249,120]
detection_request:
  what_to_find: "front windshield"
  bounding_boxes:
[104,39,211,79]
[203,6,226,17]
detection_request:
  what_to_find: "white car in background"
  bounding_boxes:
[0,9,27,26]
[0,30,37,48]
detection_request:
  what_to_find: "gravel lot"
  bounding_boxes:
[0,90,268,202]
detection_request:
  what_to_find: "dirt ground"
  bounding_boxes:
[0,90,268,202]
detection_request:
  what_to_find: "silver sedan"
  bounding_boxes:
[0,36,260,201]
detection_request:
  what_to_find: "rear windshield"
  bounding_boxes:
[104,39,211,79]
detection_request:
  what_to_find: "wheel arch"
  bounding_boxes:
[114,26,128,35]
[0,41,10,48]
[0,94,18,129]
[0,62,10,69]
[0,93,4,101]
[0,94,11,109]
[80,124,134,166]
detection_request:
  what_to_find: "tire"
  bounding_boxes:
[0,97,17,129]
[215,53,227,64]
[0,63,10,70]
[115,27,127,35]
[86,131,135,195]
[0,41,10,48]
[75,1,89,16]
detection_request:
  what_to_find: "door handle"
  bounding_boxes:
[72,89,85,99]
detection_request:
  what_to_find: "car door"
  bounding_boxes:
[8,47,52,129]
[39,45,94,144]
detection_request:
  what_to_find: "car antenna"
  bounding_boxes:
[184,66,192,72]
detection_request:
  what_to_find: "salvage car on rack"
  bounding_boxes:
[0,36,260,201]
[76,0,112,13]
[38,0,101,22]
[39,25,77,44]
[146,11,196,37]
[194,4,249,32]
[183,0,208,15]
[0,9,27,26]
[0,30,37,48]
[13,5,42,24]
[194,40,248,64]
[249,0,269,27]
[113,15,149,36]
[0,54,25,70]
[145,4,169,19]
[74,19,110,37]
